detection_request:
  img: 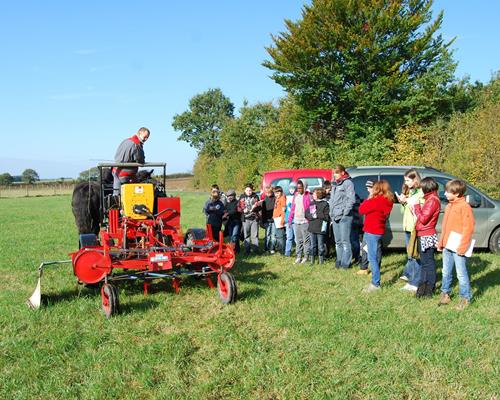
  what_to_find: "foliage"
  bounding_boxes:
[174,3,495,195]
[77,167,100,182]
[0,173,14,185]
[21,168,39,184]
[263,0,457,143]
[392,75,500,198]
[172,88,235,158]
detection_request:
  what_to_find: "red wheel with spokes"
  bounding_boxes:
[217,272,237,304]
[101,283,119,318]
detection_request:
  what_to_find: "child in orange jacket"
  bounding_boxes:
[272,186,287,254]
[437,179,475,310]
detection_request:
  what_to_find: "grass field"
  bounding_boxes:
[0,194,499,399]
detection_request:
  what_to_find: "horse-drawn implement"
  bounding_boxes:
[28,162,237,318]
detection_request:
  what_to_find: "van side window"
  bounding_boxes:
[379,175,404,202]
[352,175,378,201]
[271,178,291,193]
[431,176,490,208]
[465,186,485,208]
[298,177,324,191]
[433,177,450,203]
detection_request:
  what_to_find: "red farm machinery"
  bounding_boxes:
[28,162,237,318]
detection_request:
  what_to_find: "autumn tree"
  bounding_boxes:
[263,0,457,146]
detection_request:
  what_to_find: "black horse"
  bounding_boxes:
[71,169,161,237]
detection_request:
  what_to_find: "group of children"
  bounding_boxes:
[203,167,475,309]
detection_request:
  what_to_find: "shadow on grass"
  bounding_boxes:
[468,255,497,299]
[119,298,161,315]
[41,284,99,306]
[232,256,278,300]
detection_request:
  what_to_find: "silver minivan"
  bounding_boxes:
[346,166,500,253]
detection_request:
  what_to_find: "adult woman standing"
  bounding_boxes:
[396,169,423,292]
[329,165,356,268]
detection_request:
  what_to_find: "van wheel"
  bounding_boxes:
[489,227,500,254]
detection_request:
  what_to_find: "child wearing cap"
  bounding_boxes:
[239,183,261,255]
[305,187,330,264]
[224,189,242,253]
[203,189,225,241]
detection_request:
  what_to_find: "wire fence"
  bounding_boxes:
[0,178,197,198]
[0,183,74,198]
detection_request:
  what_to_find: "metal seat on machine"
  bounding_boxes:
[79,233,98,247]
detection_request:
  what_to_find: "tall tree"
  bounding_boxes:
[172,88,235,157]
[0,173,14,185]
[263,0,456,142]
[21,169,39,184]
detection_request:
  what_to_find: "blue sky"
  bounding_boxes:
[0,1,498,179]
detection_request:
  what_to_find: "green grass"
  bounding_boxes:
[0,194,499,399]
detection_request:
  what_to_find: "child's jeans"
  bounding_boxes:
[365,233,383,287]
[441,248,472,301]
[285,223,295,256]
[227,220,241,253]
[275,227,286,254]
[309,232,326,257]
[417,239,436,289]
[263,221,276,252]
[360,235,381,270]
[403,231,421,285]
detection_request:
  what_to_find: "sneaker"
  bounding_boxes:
[400,275,409,282]
[355,269,371,275]
[362,284,381,293]
[400,283,418,292]
[294,257,302,264]
[270,250,276,255]
[300,257,308,264]
[438,293,451,306]
[455,297,470,310]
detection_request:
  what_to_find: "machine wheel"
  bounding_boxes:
[217,272,237,304]
[489,227,500,254]
[101,284,119,318]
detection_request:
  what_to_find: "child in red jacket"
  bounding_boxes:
[359,180,394,293]
[410,177,441,297]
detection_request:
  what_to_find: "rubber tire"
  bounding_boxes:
[217,272,237,304]
[101,284,119,318]
[489,227,500,254]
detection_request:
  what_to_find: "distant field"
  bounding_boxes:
[0,194,498,399]
[0,177,196,198]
